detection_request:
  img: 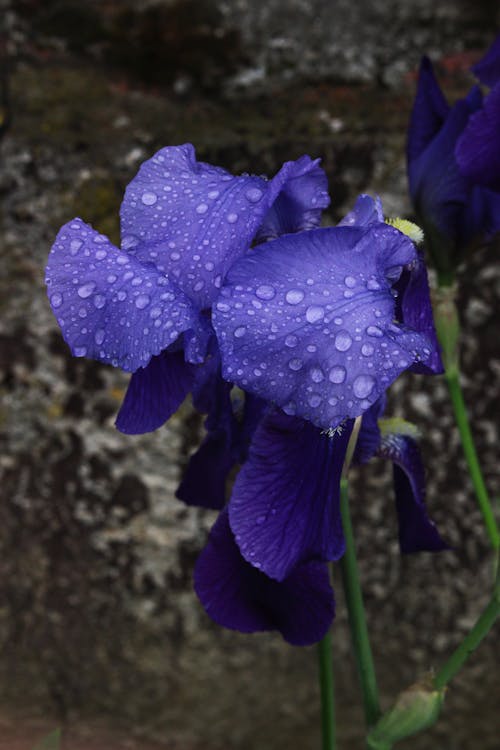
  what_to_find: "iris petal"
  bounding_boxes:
[214,224,429,431]
[195,510,335,646]
[472,34,500,87]
[407,57,450,165]
[228,410,351,581]
[378,432,448,554]
[116,350,193,434]
[120,144,329,308]
[455,82,500,192]
[45,219,196,372]
[338,194,383,228]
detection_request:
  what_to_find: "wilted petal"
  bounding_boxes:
[407,57,450,165]
[455,82,500,191]
[46,219,196,372]
[472,34,500,87]
[214,225,429,431]
[379,432,448,553]
[195,510,335,646]
[120,144,329,307]
[229,410,351,581]
[254,155,330,242]
[116,350,193,434]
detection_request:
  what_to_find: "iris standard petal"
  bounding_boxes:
[379,432,448,554]
[120,144,329,308]
[409,90,483,246]
[407,57,450,165]
[194,510,335,646]
[46,219,196,372]
[353,396,386,465]
[396,253,444,375]
[338,194,383,228]
[472,34,500,87]
[254,155,330,242]
[228,410,351,581]
[115,350,193,434]
[455,82,500,192]
[214,225,430,431]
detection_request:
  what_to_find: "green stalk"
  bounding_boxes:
[317,630,336,750]
[434,568,500,690]
[444,366,500,551]
[433,282,500,553]
[340,477,381,728]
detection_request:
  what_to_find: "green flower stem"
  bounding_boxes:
[434,568,500,691]
[340,477,381,729]
[317,629,336,750]
[433,283,500,553]
[444,366,500,552]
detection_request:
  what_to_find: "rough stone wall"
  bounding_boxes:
[0,1,499,748]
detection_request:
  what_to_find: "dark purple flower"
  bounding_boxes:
[46,144,330,434]
[354,399,448,554]
[455,35,500,192]
[407,55,500,276]
[194,509,335,646]
[213,213,440,433]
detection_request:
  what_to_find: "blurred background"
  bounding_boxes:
[0,1,499,748]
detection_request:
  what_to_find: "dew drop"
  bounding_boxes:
[246,187,263,203]
[95,249,107,260]
[74,346,87,357]
[305,305,325,323]
[334,330,352,351]
[329,365,346,384]
[141,191,157,206]
[367,325,383,337]
[196,203,208,214]
[117,291,127,301]
[70,239,82,255]
[308,393,322,407]
[94,329,105,345]
[135,294,150,309]
[344,275,356,288]
[234,326,246,338]
[285,334,298,348]
[255,284,276,300]
[361,343,374,356]
[93,294,106,309]
[285,289,305,305]
[227,212,238,223]
[283,401,296,416]
[50,292,63,308]
[310,367,324,383]
[77,282,96,299]
[288,358,303,371]
[353,374,376,399]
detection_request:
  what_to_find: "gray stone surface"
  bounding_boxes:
[0,1,499,748]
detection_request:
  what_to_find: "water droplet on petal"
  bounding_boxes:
[95,249,107,260]
[288,358,303,371]
[285,334,298,348]
[227,212,238,224]
[77,282,96,299]
[141,192,157,206]
[344,275,356,288]
[353,374,376,399]
[308,393,322,407]
[93,294,106,309]
[361,343,374,356]
[334,330,352,351]
[310,367,324,383]
[135,294,150,309]
[94,329,105,345]
[367,325,383,337]
[70,239,82,255]
[74,346,87,357]
[196,203,208,214]
[234,326,246,338]
[50,292,63,308]
[255,284,276,300]
[285,289,305,305]
[246,187,263,203]
[305,305,325,323]
[208,190,220,199]
[329,365,346,383]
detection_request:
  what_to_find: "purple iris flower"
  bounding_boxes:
[407,48,500,276]
[455,35,500,192]
[353,397,448,554]
[45,144,330,434]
